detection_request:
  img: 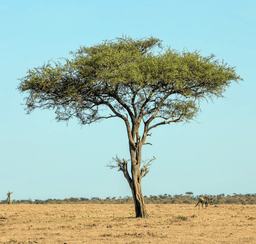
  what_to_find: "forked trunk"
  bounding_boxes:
[119,155,148,218]
[121,121,150,218]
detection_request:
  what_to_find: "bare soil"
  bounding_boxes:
[0,204,256,243]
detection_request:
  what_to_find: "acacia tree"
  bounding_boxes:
[17,36,242,217]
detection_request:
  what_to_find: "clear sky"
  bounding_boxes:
[1,0,255,201]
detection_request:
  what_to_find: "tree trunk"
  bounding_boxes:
[130,178,148,218]
[121,120,149,217]
[7,192,12,204]
[129,144,148,218]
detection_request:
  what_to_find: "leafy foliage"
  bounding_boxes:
[17,36,242,128]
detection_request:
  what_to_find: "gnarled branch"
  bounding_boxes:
[107,156,133,188]
[140,156,156,178]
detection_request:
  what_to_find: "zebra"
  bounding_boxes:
[195,196,213,209]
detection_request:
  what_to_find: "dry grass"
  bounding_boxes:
[0,204,256,243]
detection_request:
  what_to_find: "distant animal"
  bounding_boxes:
[195,196,213,209]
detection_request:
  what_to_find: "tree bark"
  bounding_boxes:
[121,156,148,217]
[130,176,148,218]
[129,143,148,218]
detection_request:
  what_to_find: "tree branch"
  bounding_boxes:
[140,92,172,145]
[130,85,138,118]
[143,142,152,146]
[140,156,156,178]
[112,92,135,123]
[91,114,118,122]
[107,156,133,187]
[140,165,149,178]
[138,87,158,120]
[145,92,172,127]
[103,101,136,148]
[148,116,182,131]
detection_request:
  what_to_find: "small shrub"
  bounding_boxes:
[9,239,17,243]
[177,215,187,220]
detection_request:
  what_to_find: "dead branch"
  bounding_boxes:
[140,156,156,178]
[140,165,149,178]
[107,155,133,187]
[143,142,152,146]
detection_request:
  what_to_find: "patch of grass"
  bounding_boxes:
[9,239,17,243]
[177,215,187,220]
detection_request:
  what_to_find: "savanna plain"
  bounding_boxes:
[0,204,256,243]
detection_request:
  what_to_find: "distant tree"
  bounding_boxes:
[7,191,13,204]
[27,198,33,204]
[80,198,89,201]
[17,36,242,218]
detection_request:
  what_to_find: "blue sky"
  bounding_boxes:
[1,0,255,201]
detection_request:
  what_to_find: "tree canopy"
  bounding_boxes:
[18,36,241,128]
[18,36,243,217]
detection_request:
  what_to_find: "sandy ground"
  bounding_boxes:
[0,204,256,243]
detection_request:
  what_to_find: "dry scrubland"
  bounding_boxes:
[0,204,256,243]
